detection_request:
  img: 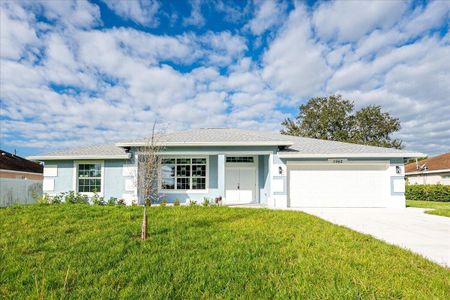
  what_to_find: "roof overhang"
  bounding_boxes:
[406,168,450,175]
[277,152,425,159]
[115,141,294,147]
[27,154,131,161]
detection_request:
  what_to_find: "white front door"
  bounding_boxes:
[225,167,256,204]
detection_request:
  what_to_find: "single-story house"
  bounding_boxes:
[405,153,450,185]
[28,128,423,208]
[1,150,43,207]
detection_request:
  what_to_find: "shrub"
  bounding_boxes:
[107,197,117,206]
[36,193,50,205]
[91,193,105,205]
[51,194,63,204]
[189,199,197,206]
[160,199,168,207]
[117,198,126,206]
[64,191,89,204]
[405,184,450,202]
[202,198,210,207]
[145,198,152,207]
[174,199,181,206]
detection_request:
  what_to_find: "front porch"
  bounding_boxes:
[153,152,272,205]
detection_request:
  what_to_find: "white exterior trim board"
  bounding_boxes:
[278,152,424,158]
[152,151,274,155]
[28,154,130,161]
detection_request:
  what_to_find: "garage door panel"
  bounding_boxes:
[289,167,387,208]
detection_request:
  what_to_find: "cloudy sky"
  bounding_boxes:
[1,0,449,157]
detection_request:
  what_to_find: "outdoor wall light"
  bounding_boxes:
[396,166,401,174]
[278,166,283,175]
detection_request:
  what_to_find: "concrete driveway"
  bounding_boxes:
[295,207,450,267]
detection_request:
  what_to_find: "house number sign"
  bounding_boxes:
[329,159,347,164]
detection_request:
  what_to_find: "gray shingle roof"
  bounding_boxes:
[27,144,130,160]
[280,135,413,155]
[117,128,294,146]
[28,128,424,160]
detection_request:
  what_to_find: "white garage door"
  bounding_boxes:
[288,164,388,208]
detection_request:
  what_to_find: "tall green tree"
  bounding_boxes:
[281,95,403,149]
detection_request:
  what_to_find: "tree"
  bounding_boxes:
[281,95,403,149]
[137,122,163,240]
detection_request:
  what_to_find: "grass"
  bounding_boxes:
[1,205,449,299]
[407,200,450,217]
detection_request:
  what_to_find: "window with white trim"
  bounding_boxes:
[161,158,207,190]
[78,163,102,193]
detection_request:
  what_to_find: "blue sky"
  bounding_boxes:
[1,0,449,157]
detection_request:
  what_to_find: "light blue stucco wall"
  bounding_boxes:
[104,160,129,199]
[43,159,132,200]
[258,155,269,204]
[50,160,74,194]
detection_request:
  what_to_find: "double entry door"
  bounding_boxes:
[225,166,256,204]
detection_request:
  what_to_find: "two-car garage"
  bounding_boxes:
[288,161,390,208]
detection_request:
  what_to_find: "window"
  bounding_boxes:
[226,157,254,163]
[161,158,207,191]
[78,163,102,193]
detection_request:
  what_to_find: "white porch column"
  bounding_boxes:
[218,154,226,198]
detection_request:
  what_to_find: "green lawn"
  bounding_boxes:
[406,200,450,217]
[1,205,449,299]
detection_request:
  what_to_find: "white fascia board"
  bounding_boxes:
[277,152,425,159]
[27,154,130,161]
[115,141,293,147]
[153,151,274,155]
[406,169,450,175]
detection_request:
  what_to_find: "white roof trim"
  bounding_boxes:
[277,152,425,158]
[27,154,130,161]
[116,141,293,147]
[406,168,450,175]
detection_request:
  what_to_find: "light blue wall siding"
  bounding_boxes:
[209,155,218,189]
[258,155,269,204]
[104,160,128,199]
[44,159,132,199]
[51,160,74,194]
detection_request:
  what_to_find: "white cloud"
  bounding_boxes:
[0,1,39,60]
[262,4,331,100]
[247,0,287,35]
[102,0,160,27]
[1,0,449,156]
[312,0,408,42]
[32,0,101,29]
[183,0,205,27]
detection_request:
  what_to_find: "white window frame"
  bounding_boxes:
[158,156,209,194]
[73,160,105,196]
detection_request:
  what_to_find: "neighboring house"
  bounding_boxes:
[0,150,43,207]
[28,128,423,208]
[405,153,450,185]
